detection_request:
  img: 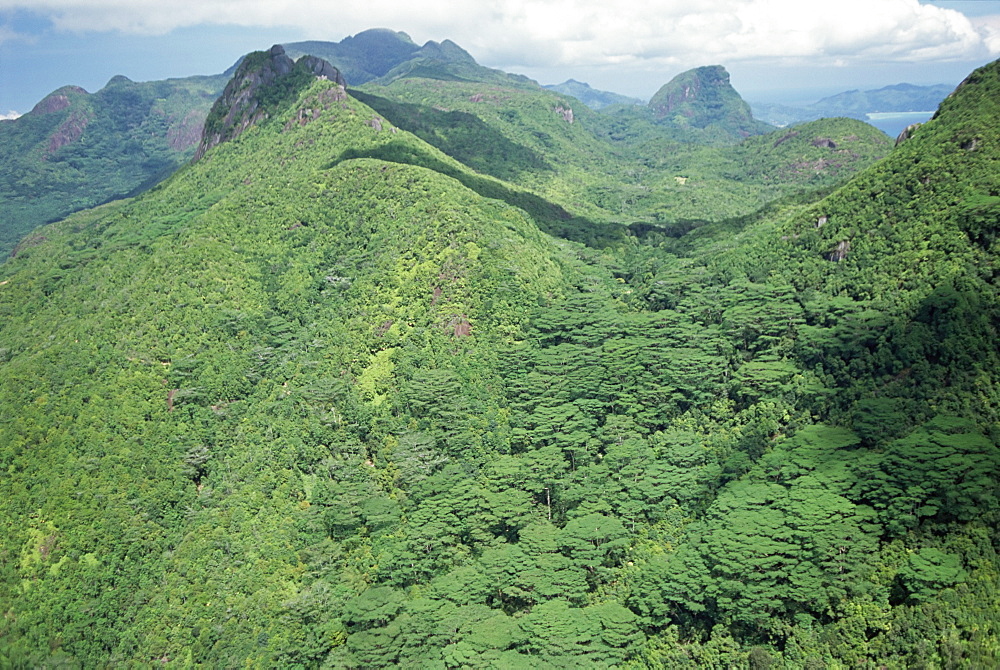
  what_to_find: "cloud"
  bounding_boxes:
[972,14,1000,53]
[0,110,22,120]
[2,0,997,69]
[0,21,34,46]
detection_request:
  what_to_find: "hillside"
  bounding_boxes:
[0,73,226,258]
[0,50,575,666]
[0,41,997,669]
[647,65,773,140]
[0,39,881,260]
[355,71,887,228]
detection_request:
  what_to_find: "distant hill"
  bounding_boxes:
[543,80,643,110]
[282,29,528,88]
[752,82,954,127]
[648,65,773,138]
[0,73,226,257]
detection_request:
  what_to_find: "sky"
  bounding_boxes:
[2,0,1000,117]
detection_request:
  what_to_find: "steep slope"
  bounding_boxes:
[195,44,346,160]
[0,50,574,666]
[648,65,773,139]
[0,73,226,257]
[354,76,633,221]
[622,59,1000,667]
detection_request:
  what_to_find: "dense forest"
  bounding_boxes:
[0,38,997,668]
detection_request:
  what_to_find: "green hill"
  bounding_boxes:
[355,72,887,229]
[0,73,227,258]
[0,40,997,669]
[648,65,773,139]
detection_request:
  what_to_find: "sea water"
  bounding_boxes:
[866,111,936,138]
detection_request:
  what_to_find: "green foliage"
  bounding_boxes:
[1,44,999,670]
[0,75,226,257]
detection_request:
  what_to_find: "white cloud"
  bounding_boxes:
[0,110,22,120]
[2,0,996,68]
[972,14,1000,53]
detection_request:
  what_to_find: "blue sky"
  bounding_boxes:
[2,1,999,116]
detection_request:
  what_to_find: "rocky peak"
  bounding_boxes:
[194,45,345,161]
[298,55,347,85]
[647,64,769,137]
[650,65,738,120]
[29,86,89,116]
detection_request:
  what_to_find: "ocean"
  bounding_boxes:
[865,111,936,138]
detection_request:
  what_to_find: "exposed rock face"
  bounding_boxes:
[895,123,921,146]
[167,109,210,151]
[298,55,347,86]
[46,111,91,156]
[555,105,574,123]
[647,65,768,137]
[195,45,345,161]
[828,240,851,262]
[29,87,88,116]
[283,85,349,130]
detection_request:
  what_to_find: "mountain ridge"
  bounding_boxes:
[0,42,997,666]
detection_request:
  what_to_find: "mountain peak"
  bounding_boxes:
[648,65,734,119]
[194,46,344,161]
[648,64,768,136]
[28,86,89,115]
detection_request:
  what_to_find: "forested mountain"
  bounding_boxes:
[353,72,887,231]
[0,73,227,257]
[0,30,519,260]
[0,36,998,669]
[647,65,774,141]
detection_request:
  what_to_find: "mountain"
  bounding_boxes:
[283,29,424,83]
[352,64,886,229]
[282,28,509,88]
[648,65,773,138]
[1,43,997,667]
[195,45,346,161]
[813,82,953,115]
[752,82,954,127]
[0,73,227,257]
[0,31,545,260]
[0,46,846,261]
[543,79,643,110]
[0,48,575,665]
